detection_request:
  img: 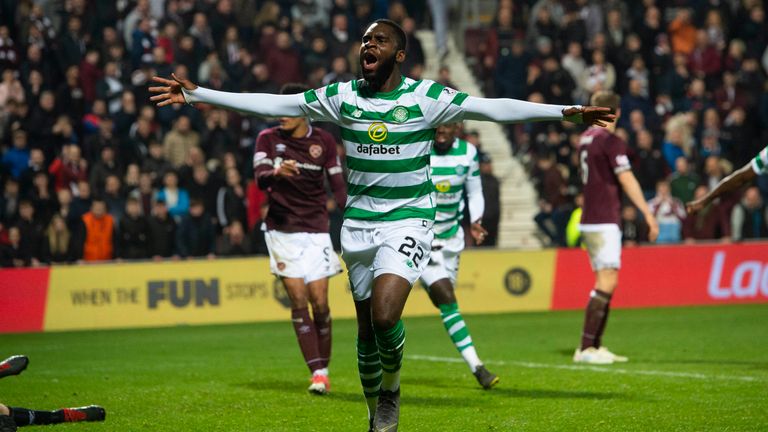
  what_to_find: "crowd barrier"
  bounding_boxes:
[0,242,765,333]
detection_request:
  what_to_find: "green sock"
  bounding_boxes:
[357,337,381,419]
[374,320,405,392]
[439,303,482,372]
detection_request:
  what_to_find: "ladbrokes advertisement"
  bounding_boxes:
[551,242,768,310]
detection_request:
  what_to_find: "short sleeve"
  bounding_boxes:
[751,146,768,175]
[301,82,348,123]
[607,135,631,174]
[419,80,469,127]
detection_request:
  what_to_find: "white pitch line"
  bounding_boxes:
[407,354,765,383]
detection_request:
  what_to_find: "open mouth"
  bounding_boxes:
[362,52,379,72]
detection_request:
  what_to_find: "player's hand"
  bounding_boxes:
[275,159,300,177]
[686,199,705,215]
[646,214,659,243]
[149,73,198,107]
[563,106,616,127]
[470,222,488,245]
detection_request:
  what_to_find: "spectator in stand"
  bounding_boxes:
[400,17,424,77]
[176,198,215,259]
[40,213,79,264]
[495,38,529,100]
[30,171,55,225]
[634,129,667,199]
[683,185,730,243]
[81,198,114,262]
[714,71,747,119]
[16,200,43,266]
[49,145,88,193]
[117,197,151,260]
[688,30,721,83]
[662,115,692,171]
[620,205,649,246]
[479,153,500,247]
[582,50,616,94]
[266,31,303,87]
[148,199,176,259]
[670,157,700,205]
[0,226,26,268]
[668,8,696,56]
[619,79,654,130]
[216,167,247,230]
[89,145,121,195]
[2,129,30,180]
[0,69,24,108]
[0,179,19,225]
[533,154,569,246]
[155,170,189,219]
[163,115,200,168]
[649,180,687,244]
[562,41,588,102]
[216,220,252,257]
[731,186,768,241]
[70,181,92,222]
[96,62,125,115]
[141,140,171,183]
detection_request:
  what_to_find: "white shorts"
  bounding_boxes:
[341,221,434,301]
[579,224,622,271]
[420,226,465,287]
[264,231,342,283]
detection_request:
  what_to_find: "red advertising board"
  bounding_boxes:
[552,242,768,310]
[0,268,49,332]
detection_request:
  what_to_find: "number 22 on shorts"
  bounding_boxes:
[398,236,424,267]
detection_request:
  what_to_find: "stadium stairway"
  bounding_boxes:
[416,30,541,249]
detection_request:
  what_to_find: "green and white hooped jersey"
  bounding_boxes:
[431,139,481,239]
[751,146,768,175]
[301,77,469,227]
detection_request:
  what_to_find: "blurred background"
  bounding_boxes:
[0,0,766,268]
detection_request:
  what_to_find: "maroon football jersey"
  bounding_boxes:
[579,127,631,225]
[254,126,346,233]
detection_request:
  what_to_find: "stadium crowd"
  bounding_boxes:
[0,0,767,267]
[0,0,453,267]
[467,0,768,246]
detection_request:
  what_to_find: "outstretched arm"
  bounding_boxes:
[149,74,306,117]
[686,164,756,214]
[461,96,615,126]
[617,171,659,242]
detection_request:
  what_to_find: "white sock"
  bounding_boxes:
[313,368,329,377]
[380,371,400,392]
[461,346,483,372]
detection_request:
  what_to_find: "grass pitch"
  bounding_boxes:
[1,304,766,431]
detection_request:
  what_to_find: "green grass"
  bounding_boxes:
[1,304,767,431]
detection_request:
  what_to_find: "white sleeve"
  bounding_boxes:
[465,145,484,222]
[462,96,577,123]
[750,146,768,175]
[182,86,306,117]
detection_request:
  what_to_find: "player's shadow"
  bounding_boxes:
[328,391,488,408]
[489,387,626,401]
[238,379,308,393]
[404,376,625,401]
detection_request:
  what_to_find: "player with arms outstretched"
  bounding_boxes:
[687,147,768,214]
[574,91,659,365]
[419,122,498,389]
[254,84,347,395]
[0,355,106,431]
[151,19,613,431]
